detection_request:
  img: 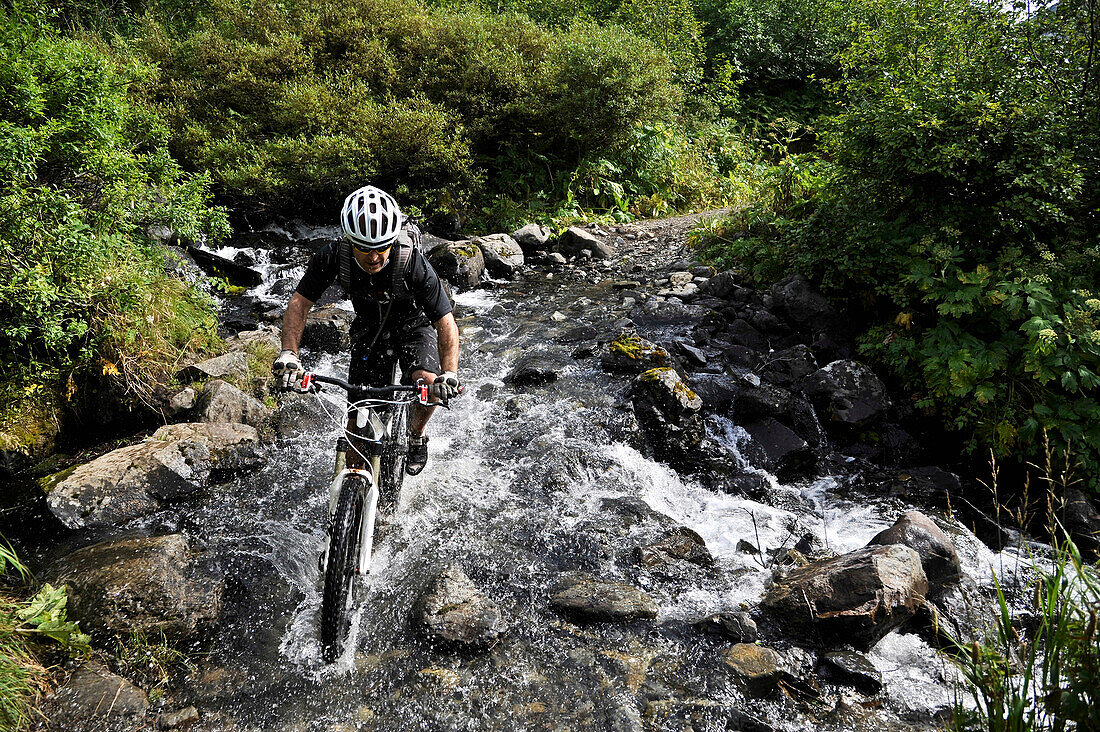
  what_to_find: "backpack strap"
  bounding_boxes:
[391,242,413,297]
[338,239,352,295]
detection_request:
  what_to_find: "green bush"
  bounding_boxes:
[0,4,226,427]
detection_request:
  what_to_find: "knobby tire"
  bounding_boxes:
[379,404,408,512]
[320,474,363,663]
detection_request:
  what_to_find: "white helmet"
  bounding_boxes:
[340,185,402,250]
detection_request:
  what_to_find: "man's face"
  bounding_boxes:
[352,244,392,275]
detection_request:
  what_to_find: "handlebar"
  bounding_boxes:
[298,372,427,402]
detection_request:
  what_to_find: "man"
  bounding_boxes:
[272,185,460,474]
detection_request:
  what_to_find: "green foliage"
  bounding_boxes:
[694,0,1100,492]
[948,535,1100,732]
[110,629,194,697]
[0,3,227,425]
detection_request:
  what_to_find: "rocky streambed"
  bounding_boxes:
[9,212,1064,731]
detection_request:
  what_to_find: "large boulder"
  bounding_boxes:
[47,534,223,643]
[740,418,817,481]
[505,351,566,387]
[417,563,504,649]
[556,227,614,260]
[185,243,262,288]
[600,331,672,374]
[803,360,890,433]
[223,326,281,355]
[723,643,788,697]
[40,661,149,732]
[301,305,352,353]
[762,544,928,651]
[770,273,836,325]
[427,241,485,289]
[176,352,250,383]
[511,223,553,254]
[45,422,262,529]
[476,234,525,278]
[868,511,962,594]
[195,380,272,428]
[631,368,705,463]
[550,571,658,622]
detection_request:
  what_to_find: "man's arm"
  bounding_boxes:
[433,312,459,373]
[281,292,315,352]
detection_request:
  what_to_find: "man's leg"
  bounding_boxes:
[408,368,438,437]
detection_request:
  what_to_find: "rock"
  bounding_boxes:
[475,234,525,278]
[46,423,262,528]
[820,650,882,694]
[550,571,658,622]
[195,380,271,428]
[803,360,890,432]
[47,534,223,642]
[669,271,693,287]
[165,387,198,417]
[693,611,758,643]
[418,563,504,648]
[600,332,672,374]
[723,643,787,696]
[762,544,928,651]
[157,706,200,729]
[176,351,250,383]
[41,661,149,732]
[511,223,553,253]
[691,265,717,278]
[301,305,352,353]
[557,227,614,260]
[868,511,962,593]
[732,376,792,422]
[674,342,707,368]
[760,344,819,388]
[770,273,836,325]
[635,527,713,567]
[427,240,485,289]
[554,325,599,344]
[740,418,816,481]
[505,351,564,387]
[728,319,768,351]
[631,368,706,464]
[698,270,744,300]
[645,699,773,732]
[1063,488,1100,554]
[911,574,996,650]
[547,252,567,264]
[224,327,282,355]
[185,243,262,287]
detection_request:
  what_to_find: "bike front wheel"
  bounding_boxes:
[320,473,364,663]
[379,403,408,512]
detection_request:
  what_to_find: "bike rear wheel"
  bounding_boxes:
[320,473,364,663]
[378,404,408,512]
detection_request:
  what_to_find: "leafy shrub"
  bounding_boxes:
[0,4,227,430]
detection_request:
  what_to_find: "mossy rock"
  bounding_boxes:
[0,392,63,474]
[601,332,671,375]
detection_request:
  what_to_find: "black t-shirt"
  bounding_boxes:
[294,242,452,339]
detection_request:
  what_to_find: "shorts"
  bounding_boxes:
[347,324,440,388]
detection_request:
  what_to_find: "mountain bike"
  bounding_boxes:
[295,371,433,663]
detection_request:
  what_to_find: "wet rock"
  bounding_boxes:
[46,422,262,528]
[195,380,272,428]
[723,643,787,696]
[691,265,717,278]
[554,325,599,344]
[674,342,707,368]
[868,511,962,594]
[550,571,658,622]
[41,661,149,732]
[722,345,763,372]
[505,351,564,387]
[177,351,250,383]
[476,234,525,278]
[301,305,352,353]
[512,223,553,253]
[740,418,817,481]
[770,273,836,325]
[600,332,672,374]
[693,611,758,643]
[820,650,882,694]
[1062,488,1100,554]
[428,241,485,289]
[732,376,792,422]
[645,699,773,732]
[762,544,928,651]
[635,526,713,567]
[157,706,200,729]
[760,344,819,388]
[47,534,223,642]
[727,319,768,351]
[698,270,744,299]
[631,368,705,464]
[185,243,262,287]
[418,563,504,649]
[803,360,890,433]
[557,227,614,260]
[911,575,996,650]
[274,391,330,438]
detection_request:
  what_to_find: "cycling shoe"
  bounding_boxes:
[406,434,428,475]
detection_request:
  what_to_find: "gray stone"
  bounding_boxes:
[635,526,713,567]
[762,544,928,651]
[631,368,706,463]
[547,252,567,264]
[511,223,553,253]
[699,270,745,299]
[723,643,787,696]
[821,650,883,694]
[803,360,890,432]
[418,563,504,648]
[600,332,672,374]
[157,706,200,729]
[741,418,816,481]
[42,661,149,732]
[645,699,774,732]
[868,510,962,593]
[504,351,564,387]
[223,326,281,354]
[176,352,250,383]
[476,233,525,278]
[46,423,262,528]
[428,240,485,289]
[732,376,792,421]
[301,305,352,353]
[550,571,658,622]
[771,273,836,325]
[557,227,614,260]
[669,271,693,287]
[165,387,198,416]
[47,534,223,642]
[1063,488,1100,553]
[196,380,272,428]
[693,611,758,642]
[728,319,768,351]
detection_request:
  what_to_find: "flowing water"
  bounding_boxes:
[29,222,1041,731]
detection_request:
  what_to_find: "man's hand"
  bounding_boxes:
[432,371,462,401]
[272,349,303,390]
